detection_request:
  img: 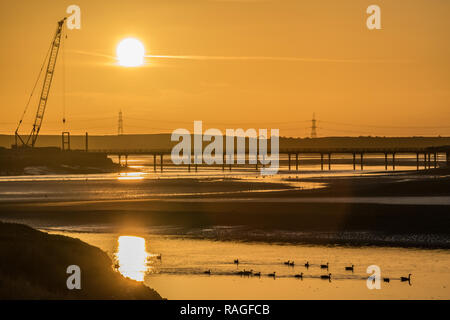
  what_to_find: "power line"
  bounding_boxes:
[319,120,450,129]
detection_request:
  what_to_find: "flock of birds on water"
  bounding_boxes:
[201,259,412,284]
[115,253,412,285]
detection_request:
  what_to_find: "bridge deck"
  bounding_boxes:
[90,147,444,155]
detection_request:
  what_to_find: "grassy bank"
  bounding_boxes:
[0,222,162,299]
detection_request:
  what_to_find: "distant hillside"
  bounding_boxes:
[1,134,450,151]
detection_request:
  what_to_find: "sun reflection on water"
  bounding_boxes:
[115,236,149,281]
[117,172,145,181]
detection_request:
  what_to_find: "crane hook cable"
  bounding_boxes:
[15,39,53,133]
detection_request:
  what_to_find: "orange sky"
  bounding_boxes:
[0,0,449,137]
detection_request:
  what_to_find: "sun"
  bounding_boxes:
[116,38,145,67]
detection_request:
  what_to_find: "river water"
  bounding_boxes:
[1,154,449,299]
[48,231,450,299]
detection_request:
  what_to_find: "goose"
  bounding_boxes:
[304,261,310,269]
[268,272,276,278]
[204,270,211,275]
[294,272,303,279]
[320,262,329,269]
[320,273,332,280]
[234,259,239,265]
[284,260,290,265]
[289,261,295,267]
[383,278,390,283]
[400,274,412,282]
[345,265,354,271]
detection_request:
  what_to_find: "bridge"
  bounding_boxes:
[89,146,450,172]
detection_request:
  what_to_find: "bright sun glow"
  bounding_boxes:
[116,38,145,67]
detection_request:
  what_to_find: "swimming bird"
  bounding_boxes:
[268,272,276,278]
[320,263,329,269]
[400,274,412,282]
[304,261,310,269]
[294,272,303,279]
[253,272,261,277]
[234,259,239,265]
[345,265,354,272]
[289,261,295,267]
[204,270,211,275]
[284,260,290,265]
[383,278,390,283]
[320,273,332,280]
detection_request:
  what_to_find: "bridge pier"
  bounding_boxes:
[416,153,419,171]
[160,154,163,172]
[385,153,388,171]
[153,154,157,172]
[360,153,364,170]
[320,153,324,171]
[447,152,450,167]
[118,155,121,167]
[295,154,299,171]
[353,153,356,171]
[288,153,291,171]
[328,153,331,170]
[125,155,128,167]
[393,153,396,170]
[434,153,437,168]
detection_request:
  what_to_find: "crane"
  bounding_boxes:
[14,17,67,148]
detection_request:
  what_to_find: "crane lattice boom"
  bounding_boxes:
[15,18,66,148]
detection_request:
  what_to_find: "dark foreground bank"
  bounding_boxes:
[0,222,162,299]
